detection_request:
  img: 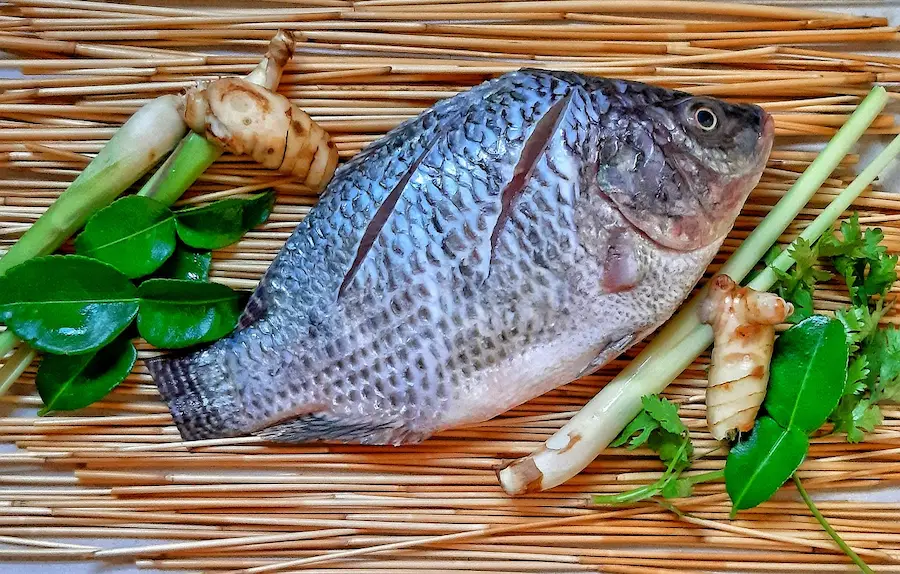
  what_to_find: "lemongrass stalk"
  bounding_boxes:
[498,86,891,495]
[0,95,186,274]
[137,133,221,206]
[0,346,36,397]
[0,331,17,358]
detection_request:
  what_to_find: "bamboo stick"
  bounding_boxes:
[357,0,855,21]
[2,7,900,574]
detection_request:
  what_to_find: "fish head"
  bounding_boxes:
[596,87,774,252]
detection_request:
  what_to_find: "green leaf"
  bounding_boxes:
[767,237,832,324]
[863,227,888,261]
[862,253,898,302]
[137,279,241,348]
[0,256,138,354]
[845,355,869,397]
[837,305,876,354]
[648,429,692,469]
[75,196,176,279]
[853,402,882,439]
[824,213,864,257]
[725,417,809,513]
[785,288,814,323]
[154,244,211,282]
[174,192,274,250]
[820,214,896,307]
[611,411,658,449]
[611,395,692,471]
[641,395,688,436]
[662,477,694,499]
[36,335,136,414]
[764,315,849,433]
[832,399,881,443]
[876,326,900,394]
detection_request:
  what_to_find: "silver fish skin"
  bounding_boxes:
[149,69,773,444]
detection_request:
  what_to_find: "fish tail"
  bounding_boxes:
[147,350,244,441]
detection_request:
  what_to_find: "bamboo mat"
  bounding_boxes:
[3,1,900,573]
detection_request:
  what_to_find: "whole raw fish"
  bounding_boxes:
[149,69,773,444]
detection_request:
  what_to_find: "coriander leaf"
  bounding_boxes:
[833,256,862,305]
[768,237,831,323]
[822,214,895,306]
[662,477,694,499]
[836,306,866,347]
[845,355,869,397]
[854,402,883,438]
[866,325,900,403]
[862,253,898,302]
[786,288,814,323]
[641,395,688,436]
[600,397,698,506]
[0,256,138,354]
[877,326,900,386]
[611,411,659,449]
[594,438,692,506]
[836,305,880,355]
[832,399,881,443]
[863,227,888,261]
[36,334,136,415]
[786,237,819,279]
[860,314,892,392]
[613,395,692,470]
[829,213,864,257]
[648,429,693,469]
[174,192,274,250]
[75,196,176,278]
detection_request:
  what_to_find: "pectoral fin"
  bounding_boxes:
[575,333,635,379]
[602,227,644,293]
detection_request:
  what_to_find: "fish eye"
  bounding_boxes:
[693,106,718,131]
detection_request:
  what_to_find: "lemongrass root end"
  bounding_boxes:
[498,454,545,495]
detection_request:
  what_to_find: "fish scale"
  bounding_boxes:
[150,69,773,445]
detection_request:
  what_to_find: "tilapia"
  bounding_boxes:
[149,69,774,444]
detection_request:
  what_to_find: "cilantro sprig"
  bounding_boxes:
[773,213,899,443]
[596,396,717,504]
